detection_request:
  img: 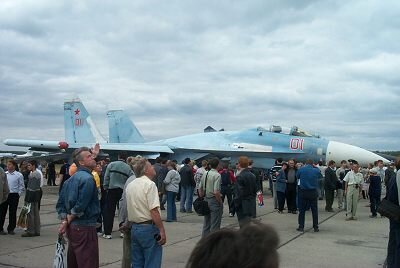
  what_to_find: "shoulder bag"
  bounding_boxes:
[193,171,210,216]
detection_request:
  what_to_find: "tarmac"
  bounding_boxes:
[0,184,389,268]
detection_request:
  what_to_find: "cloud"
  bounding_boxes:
[0,0,399,152]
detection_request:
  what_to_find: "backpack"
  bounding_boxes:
[221,169,231,186]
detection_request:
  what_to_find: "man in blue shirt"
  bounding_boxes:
[296,159,321,232]
[56,147,101,268]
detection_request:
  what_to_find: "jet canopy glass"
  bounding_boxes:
[256,125,320,138]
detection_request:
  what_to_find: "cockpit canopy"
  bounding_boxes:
[256,125,320,138]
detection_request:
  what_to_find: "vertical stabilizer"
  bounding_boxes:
[64,98,106,144]
[107,110,145,143]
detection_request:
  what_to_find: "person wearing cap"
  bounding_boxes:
[368,168,382,218]
[344,161,363,220]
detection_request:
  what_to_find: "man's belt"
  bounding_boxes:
[133,220,154,225]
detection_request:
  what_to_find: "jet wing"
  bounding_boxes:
[69,143,174,154]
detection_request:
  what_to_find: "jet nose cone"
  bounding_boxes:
[326,141,389,166]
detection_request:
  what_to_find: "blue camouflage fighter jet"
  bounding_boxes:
[4,99,388,168]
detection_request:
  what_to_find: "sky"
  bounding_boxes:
[0,0,399,152]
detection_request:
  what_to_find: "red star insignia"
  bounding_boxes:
[74,109,80,116]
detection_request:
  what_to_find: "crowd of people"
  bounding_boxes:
[0,148,399,268]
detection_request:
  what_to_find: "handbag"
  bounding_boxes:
[17,203,31,229]
[377,198,400,223]
[53,234,67,268]
[193,172,210,216]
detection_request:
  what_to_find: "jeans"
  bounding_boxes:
[298,189,318,229]
[166,191,177,221]
[131,224,162,268]
[202,197,223,237]
[387,219,400,268]
[180,185,194,212]
[369,194,381,216]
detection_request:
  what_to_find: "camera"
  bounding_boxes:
[154,234,161,242]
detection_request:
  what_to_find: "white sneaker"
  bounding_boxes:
[102,234,112,239]
[120,233,124,238]
[97,232,103,237]
[229,213,234,217]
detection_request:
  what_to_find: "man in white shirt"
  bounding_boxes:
[126,158,166,268]
[344,161,363,220]
[0,160,25,235]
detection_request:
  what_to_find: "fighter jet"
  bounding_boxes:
[4,99,389,168]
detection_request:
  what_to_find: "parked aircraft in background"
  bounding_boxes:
[4,98,389,168]
[0,151,68,162]
[0,153,17,159]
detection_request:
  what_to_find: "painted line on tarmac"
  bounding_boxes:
[0,263,23,268]
[0,242,57,258]
[164,208,278,247]
[277,209,343,249]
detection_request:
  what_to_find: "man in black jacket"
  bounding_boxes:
[234,156,257,228]
[324,160,338,212]
[179,158,195,213]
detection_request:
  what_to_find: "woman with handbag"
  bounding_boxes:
[22,160,41,237]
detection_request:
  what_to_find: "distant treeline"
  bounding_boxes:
[375,151,400,157]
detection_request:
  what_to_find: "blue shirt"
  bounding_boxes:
[296,165,321,190]
[6,171,24,195]
[56,167,100,226]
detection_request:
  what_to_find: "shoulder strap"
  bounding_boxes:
[204,171,210,196]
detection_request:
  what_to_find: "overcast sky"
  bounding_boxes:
[1,0,399,152]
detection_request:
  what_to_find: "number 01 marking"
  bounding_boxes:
[75,118,83,126]
[290,138,304,150]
